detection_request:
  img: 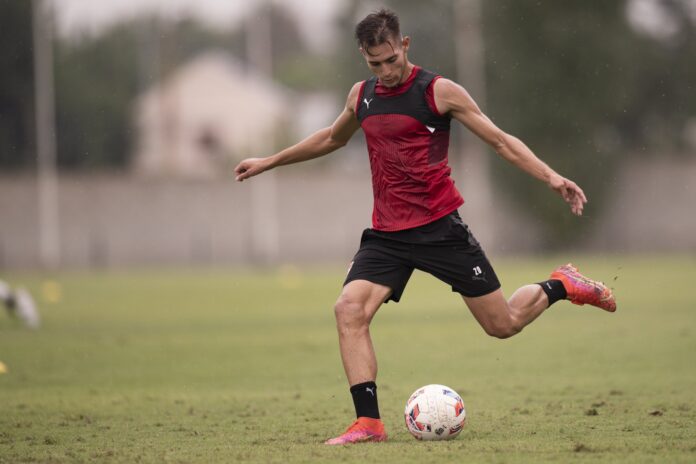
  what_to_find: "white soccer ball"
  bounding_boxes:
[404,384,466,440]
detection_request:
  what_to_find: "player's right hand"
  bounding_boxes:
[548,173,587,216]
[234,158,269,182]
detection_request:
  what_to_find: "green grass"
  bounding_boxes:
[1,255,695,463]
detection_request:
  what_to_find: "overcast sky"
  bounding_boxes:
[51,0,347,50]
[50,0,696,46]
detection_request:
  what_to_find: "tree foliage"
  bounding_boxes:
[482,0,696,243]
[54,23,141,168]
[0,0,35,169]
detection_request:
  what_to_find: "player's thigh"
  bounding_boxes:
[344,235,414,304]
[337,279,393,323]
[462,289,513,334]
[411,221,500,299]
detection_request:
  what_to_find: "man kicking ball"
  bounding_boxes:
[234,8,616,445]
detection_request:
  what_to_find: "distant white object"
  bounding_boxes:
[14,288,41,329]
[1,280,41,329]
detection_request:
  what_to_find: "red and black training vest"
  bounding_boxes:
[356,66,464,231]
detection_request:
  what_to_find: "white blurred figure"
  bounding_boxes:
[0,279,41,329]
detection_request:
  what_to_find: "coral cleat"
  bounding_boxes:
[324,417,387,445]
[550,263,617,312]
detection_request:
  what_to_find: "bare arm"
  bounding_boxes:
[234,82,362,181]
[433,78,587,216]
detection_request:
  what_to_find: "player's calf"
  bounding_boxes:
[464,289,527,339]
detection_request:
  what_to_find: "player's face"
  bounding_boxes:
[361,36,411,88]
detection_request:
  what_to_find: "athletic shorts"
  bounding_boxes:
[344,210,500,303]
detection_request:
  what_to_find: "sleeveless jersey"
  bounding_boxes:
[356,67,464,231]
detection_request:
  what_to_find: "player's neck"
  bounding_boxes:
[399,62,415,85]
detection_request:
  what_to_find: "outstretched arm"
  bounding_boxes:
[433,78,587,216]
[234,82,362,182]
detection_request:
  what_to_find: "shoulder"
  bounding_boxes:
[348,81,364,99]
[346,81,366,112]
[433,78,464,98]
[432,78,478,114]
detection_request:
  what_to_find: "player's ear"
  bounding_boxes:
[401,36,411,51]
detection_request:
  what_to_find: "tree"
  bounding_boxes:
[54,23,141,168]
[0,0,34,169]
[483,0,696,244]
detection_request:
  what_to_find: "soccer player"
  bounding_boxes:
[234,9,616,445]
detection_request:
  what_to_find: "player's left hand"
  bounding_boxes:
[548,174,587,216]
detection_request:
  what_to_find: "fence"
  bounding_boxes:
[1,158,695,269]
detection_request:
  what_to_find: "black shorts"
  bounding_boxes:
[344,211,500,303]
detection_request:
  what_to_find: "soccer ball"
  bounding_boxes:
[404,384,466,440]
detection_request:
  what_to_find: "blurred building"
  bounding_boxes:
[132,51,293,178]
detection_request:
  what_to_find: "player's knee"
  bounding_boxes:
[334,295,368,329]
[484,320,521,339]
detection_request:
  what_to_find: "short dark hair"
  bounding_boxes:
[355,9,401,52]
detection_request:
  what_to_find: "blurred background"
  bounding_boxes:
[1,0,695,270]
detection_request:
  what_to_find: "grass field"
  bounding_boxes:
[1,255,695,463]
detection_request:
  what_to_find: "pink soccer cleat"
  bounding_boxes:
[550,263,616,312]
[324,417,387,445]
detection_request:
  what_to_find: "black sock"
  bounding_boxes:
[537,279,567,306]
[350,381,380,419]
